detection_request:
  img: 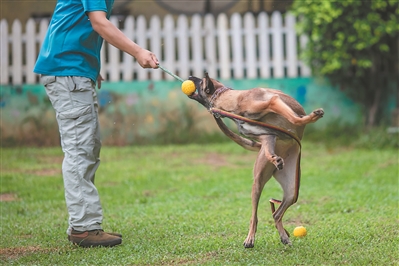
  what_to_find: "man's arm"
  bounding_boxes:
[88,11,159,69]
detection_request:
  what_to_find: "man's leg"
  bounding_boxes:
[41,75,120,247]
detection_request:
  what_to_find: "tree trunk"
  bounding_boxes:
[366,53,384,129]
[367,86,382,129]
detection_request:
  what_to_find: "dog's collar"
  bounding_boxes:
[209,86,231,108]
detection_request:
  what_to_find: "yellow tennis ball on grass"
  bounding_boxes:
[293,226,307,237]
[181,80,196,96]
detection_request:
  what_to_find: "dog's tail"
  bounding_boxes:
[214,117,261,152]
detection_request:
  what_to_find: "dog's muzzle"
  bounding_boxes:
[187,76,210,108]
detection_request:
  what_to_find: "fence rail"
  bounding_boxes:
[0,11,310,85]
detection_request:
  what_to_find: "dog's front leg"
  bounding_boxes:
[259,135,284,170]
[243,145,275,248]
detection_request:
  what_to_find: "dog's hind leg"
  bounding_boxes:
[246,96,324,126]
[243,145,275,248]
[272,144,301,245]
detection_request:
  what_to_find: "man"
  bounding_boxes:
[34,0,159,247]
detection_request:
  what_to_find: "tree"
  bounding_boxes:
[291,0,398,128]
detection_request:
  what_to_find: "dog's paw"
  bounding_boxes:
[312,108,324,119]
[280,228,292,245]
[243,237,255,248]
[272,155,284,170]
[280,237,292,245]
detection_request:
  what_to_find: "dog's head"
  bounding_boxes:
[188,73,225,109]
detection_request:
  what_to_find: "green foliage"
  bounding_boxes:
[151,103,228,145]
[292,0,399,126]
[1,144,398,265]
[305,119,399,149]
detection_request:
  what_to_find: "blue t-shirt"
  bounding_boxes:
[34,0,114,82]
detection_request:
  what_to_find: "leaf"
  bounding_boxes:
[379,44,389,52]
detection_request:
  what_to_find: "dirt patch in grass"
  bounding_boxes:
[2,154,63,177]
[37,155,63,165]
[0,193,17,202]
[161,250,220,265]
[377,158,398,169]
[197,152,230,168]
[3,168,61,177]
[197,152,255,169]
[32,155,63,176]
[30,168,61,177]
[0,246,53,260]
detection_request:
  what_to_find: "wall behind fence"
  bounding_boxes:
[0,78,360,147]
[1,11,310,85]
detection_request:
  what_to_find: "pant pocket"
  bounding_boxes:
[57,105,95,148]
[58,105,92,120]
[69,77,96,107]
[71,77,93,92]
[41,75,56,86]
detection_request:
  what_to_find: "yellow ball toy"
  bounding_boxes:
[181,80,196,96]
[293,226,307,237]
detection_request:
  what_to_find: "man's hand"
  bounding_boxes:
[97,74,104,89]
[135,48,159,69]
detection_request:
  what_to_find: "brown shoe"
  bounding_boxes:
[106,231,122,238]
[68,229,122,247]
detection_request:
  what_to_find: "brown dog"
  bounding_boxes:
[188,73,324,247]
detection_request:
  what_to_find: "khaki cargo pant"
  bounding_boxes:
[41,75,103,234]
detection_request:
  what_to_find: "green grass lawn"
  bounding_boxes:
[1,142,398,265]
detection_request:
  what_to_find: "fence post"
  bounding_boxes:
[191,14,204,78]
[244,12,257,79]
[0,20,8,84]
[217,14,230,79]
[150,16,162,81]
[177,15,190,79]
[258,12,271,78]
[271,12,284,78]
[285,13,298,78]
[204,14,217,78]
[26,19,36,84]
[122,15,135,81]
[12,20,22,85]
[231,13,243,79]
[163,15,175,81]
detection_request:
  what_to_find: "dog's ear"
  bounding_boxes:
[204,72,215,95]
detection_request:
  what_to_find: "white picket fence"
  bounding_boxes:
[0,11,311,85]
